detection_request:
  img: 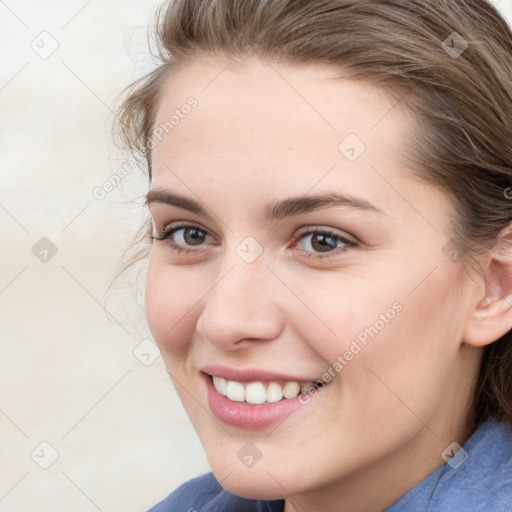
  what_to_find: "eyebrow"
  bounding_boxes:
[145,189,385,219]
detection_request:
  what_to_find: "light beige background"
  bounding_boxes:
[0,2,210,511]
[1,1,511,511]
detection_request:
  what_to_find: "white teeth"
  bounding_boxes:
[266,382,283,403]
[282,381,300,399]
[226,380,245,402]
[212,376,227,396]
[212,376,316,404]
[245,382,267,404]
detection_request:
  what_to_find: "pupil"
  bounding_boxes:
[312,234,336,253]
[184,228,205,246]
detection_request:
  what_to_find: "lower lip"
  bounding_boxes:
[204,373,319,429]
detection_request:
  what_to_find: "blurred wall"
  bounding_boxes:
[0,2,210,511]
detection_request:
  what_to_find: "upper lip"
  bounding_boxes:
[200,364,319,383]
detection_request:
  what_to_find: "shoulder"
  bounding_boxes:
[387,419,512,511]
[147,473,222,512]
[451,419,512,503]
[147,472,284,512]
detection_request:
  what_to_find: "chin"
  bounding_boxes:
[212,466,292,500]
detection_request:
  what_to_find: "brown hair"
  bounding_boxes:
[114,0,512,429]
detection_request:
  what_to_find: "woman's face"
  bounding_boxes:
[145,56,483,506]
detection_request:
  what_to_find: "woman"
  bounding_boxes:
[115,0,512,510]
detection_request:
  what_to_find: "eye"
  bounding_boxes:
[152,223,215,253]
[152,223,356,260]
[292,228,356,259]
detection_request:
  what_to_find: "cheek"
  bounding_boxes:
[145,254,202,359]
[336,266,465,426]
[294,251,463,389]
[277,266,406,365]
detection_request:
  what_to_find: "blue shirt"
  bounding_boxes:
[148,418,512,511]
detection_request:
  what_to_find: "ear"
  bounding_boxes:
[463,224,512,347]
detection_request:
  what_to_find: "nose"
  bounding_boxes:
[195,256,285,350]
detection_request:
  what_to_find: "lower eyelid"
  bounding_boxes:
[293,244,353,260]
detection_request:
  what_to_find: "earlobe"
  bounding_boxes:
[463,224,512,348]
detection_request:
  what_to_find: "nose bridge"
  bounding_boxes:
[196,248,283,347]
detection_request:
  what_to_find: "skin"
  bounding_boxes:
[144,55,510,512]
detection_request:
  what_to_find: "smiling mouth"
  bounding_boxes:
[208,374,326,405]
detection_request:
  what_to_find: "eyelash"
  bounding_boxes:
[152,222,357,260]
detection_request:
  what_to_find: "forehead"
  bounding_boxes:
[150,56,417,201]
[156,57,410,143]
